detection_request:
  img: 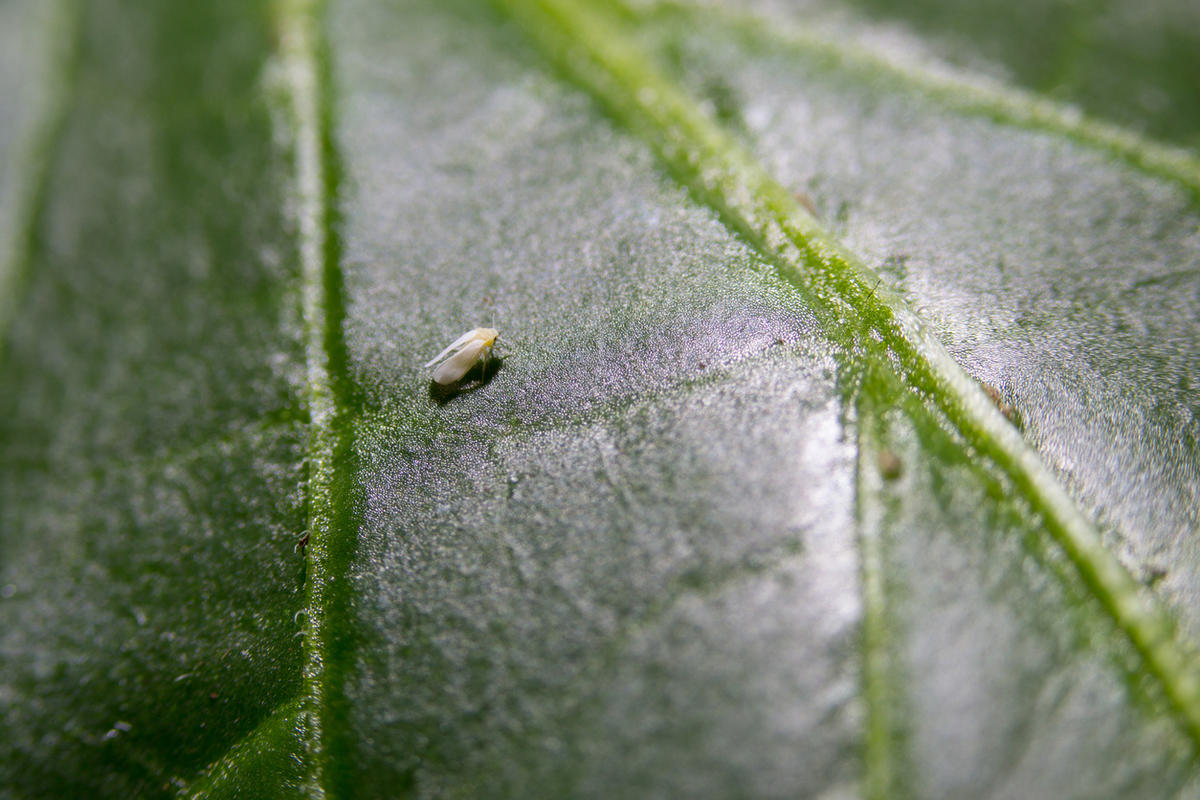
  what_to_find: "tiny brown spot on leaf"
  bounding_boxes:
[877,449,903,480]
[981,381,1019,426]
[794,190,818,217]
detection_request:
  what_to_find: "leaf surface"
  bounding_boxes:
[0,0,308,795]
[1,0,1199,797]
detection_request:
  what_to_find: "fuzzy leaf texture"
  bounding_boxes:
[1,0,1199,798]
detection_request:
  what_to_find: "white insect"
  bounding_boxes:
[424,327,499,385]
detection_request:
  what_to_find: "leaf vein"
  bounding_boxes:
[635,1,1200,206]
[275,0,356,796]
[494,0,1200,754]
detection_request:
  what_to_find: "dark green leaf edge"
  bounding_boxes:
[632,0,1200,206]
[492,0,1200,752]
[0,0,82,361]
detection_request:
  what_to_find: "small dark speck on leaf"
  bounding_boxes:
[793,190,818,217]
[698,361,706,369]
[878,449,903,480]
[295,531,309,553]
[981,381,1020,426]
[1144,564,1168,587]
[834,200,851,224]
[701,76,742,128]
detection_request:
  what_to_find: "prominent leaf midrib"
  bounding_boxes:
[634,0,1200,206]
[275,0,348,796]
[493,0,1200,752]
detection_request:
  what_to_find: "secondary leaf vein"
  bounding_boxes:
[634,1,1200,207]
[493,0,1200,752]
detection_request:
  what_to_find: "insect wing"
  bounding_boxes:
[431,338,487,384]
[424,328,481,368]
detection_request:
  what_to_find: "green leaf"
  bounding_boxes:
[2,0,1199,797]
[0,0,308,795]
[704,0,1200,150]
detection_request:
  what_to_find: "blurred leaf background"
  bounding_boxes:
[2,0,1199,797]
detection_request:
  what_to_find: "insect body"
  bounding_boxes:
[424,327,499,385]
